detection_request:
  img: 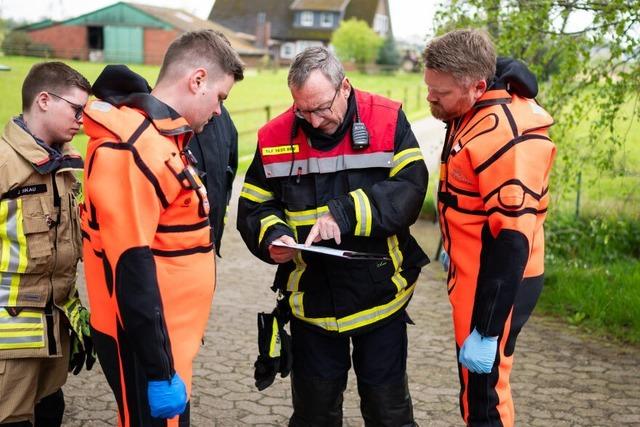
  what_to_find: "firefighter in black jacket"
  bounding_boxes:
[237,47,429,426]
[190,105,238,255]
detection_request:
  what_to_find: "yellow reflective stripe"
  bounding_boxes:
[268,317,281,358]
[290,291,306,319]
[0,329,43,336]
[240,182,274,204]
[258,215,288,245]
[390,148,424,177]
[0,307,45,349]
[387,235,407,292]
[287,251,306,292]
[349,189,372,236]
[0,310,42,319]
[0,199,28,306]
[290,282,417,333]
[0,201,9,271]
[284,206,329,227]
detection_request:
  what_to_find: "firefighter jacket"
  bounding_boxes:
[190,105,238,256]
[0,117,85,359]
[437,65,557,339]
[80,93,216,390]
[237,89,429,336]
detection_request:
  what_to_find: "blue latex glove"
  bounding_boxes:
[458,328,498,374]
[147,373,188,418]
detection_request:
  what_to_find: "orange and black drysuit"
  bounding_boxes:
[81,71,215,426]
[237,89,428,425]
[437,58,556,426]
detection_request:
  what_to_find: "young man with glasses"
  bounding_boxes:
[238,47,429,426]
[0,61,94,426]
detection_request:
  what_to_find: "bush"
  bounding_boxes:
[545,215,640,265]
[1,31,52,58]
[1,30,30,55]
[377,36,400,72]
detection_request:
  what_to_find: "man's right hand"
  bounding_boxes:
[268,235,298,263]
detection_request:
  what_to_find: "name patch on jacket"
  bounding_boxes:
[1,184,47,200]
[262,145,299,156]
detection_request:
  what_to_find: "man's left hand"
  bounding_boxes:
[305,213,341,246]
[68,307,97,375]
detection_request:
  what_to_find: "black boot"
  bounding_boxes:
[358,375,416,427]
[289,373,347,427]
[34,389,64,427]
[1,422,32,427]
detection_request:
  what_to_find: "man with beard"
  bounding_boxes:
[423,29,556,426]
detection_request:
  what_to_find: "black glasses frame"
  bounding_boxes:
[294,87,341,120]
[48,92,83,121]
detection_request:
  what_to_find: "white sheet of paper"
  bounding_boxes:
[271,241,390,260]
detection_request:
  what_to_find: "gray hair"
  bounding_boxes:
[287,47,345,89]
[422,29,496,86]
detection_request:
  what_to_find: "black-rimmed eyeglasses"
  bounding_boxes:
[294,87,340,120]
[48,92,84,121]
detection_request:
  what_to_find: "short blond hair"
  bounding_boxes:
[423,29,496,86]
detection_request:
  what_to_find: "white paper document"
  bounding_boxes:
[271,241,390,261]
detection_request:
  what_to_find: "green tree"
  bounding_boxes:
[434,0,640,202]
[377,35,401,71]
[331,18,383,72]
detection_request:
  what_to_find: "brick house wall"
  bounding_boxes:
[28,25,88,60]
[144,28,179,65]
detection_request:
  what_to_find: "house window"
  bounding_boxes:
[373,13,389,35]
[281,42,295,59]
[320,13,334,28]
[295,40,323,56]
[300,11,314,27]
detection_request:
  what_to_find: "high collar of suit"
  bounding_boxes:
[4,116,83,175]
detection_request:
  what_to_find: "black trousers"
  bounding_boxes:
[289,312,415,427]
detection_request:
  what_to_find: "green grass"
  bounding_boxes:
[0,56,428,169]
[538,260,640,344]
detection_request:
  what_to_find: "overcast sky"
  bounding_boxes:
[0,0,440,42]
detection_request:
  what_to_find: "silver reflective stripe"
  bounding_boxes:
[0,335,43,344]
[263,152,393,178]
[0,315,41,324]
[0,273,12,305]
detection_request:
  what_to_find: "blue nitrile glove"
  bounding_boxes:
[147,373,188,419]
[458,328,498,374]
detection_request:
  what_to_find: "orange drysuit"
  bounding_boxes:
[80,93,215,426]
[438,70,556,425]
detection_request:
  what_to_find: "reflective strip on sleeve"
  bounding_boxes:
[284,206,329,227]
[390,148,424,177]
[258,215,288,245]
[240,183,274,204]
[0,199,28,306]
[349,189,372,236]
[387,235,407,292]
[0,308,45,349]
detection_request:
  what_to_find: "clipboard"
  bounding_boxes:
[271,241,391,261]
